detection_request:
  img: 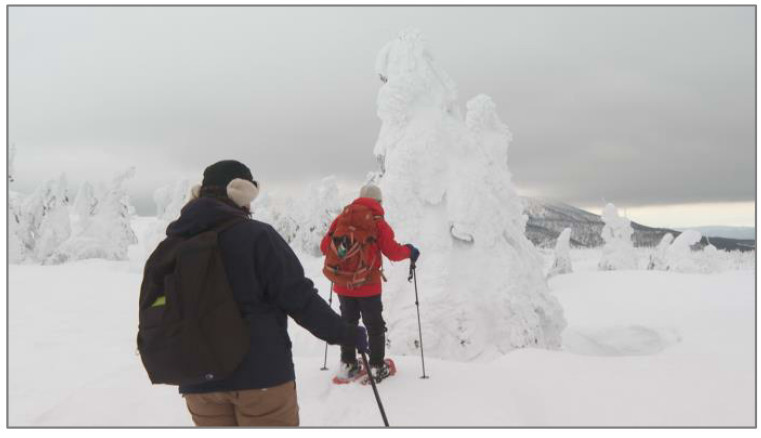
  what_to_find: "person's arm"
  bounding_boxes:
[320,218,338,255]
[376,220,412,261]
[254,225,356,345]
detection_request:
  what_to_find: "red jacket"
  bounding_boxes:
[320,197,411,297]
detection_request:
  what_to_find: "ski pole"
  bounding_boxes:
[360,351,390,427]
[320,283,334,371]
[410,262,429,379]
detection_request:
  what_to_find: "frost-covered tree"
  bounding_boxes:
[598,203,637,271]
[373,29,565,360]
[663,229,705,273]
[251,192,299,243]
[647,233,674,270]
[72,181,99,227]
[8,146,31,263]
[293,176,342,256]
[141,179,191,255]
[695,243,724,273]
[154,179,191,221]
[548,228,573,278]
[8,192,30,263]
[49,167,137,263]
[21,174,72,262]
[9,143,17,183]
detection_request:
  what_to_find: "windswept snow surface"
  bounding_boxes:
[8,223,755,426]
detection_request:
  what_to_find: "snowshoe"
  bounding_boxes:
[332,360,367,385]
[360,358,396,385]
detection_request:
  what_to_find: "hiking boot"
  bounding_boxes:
[370,362,391,383]
[335,361,362,380]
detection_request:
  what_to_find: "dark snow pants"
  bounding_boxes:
[338,294,387,367]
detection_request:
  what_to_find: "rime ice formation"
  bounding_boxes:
[664,230,705,273]
[21,174,72,262]
[372,30,565,361]
[141,179,192,255]
[252,193,300,244]
[9,191,29,263]
[293,176,342,257]
[598,203,637,271]
[72,181,99,230]
[548,228,573,278]
[647,233,674,270]
[49,168,137,263]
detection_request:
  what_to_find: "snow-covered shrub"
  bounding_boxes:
[647,233,674,270]
[548,228,573,278]
[21,174,72,262]
[48,168,137,263]
[293,176,341,257]
[373,29,565,361]
[598,203,637,271]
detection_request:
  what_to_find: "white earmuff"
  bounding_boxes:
[226,178,259,207]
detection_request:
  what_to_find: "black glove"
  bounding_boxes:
[405,244,420,263]
[355,326,369,354]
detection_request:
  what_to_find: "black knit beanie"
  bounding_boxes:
[202,160,255,188]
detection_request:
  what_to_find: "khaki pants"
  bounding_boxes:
[183,380,299,427]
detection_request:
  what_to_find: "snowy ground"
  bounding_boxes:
[8,218,756,426]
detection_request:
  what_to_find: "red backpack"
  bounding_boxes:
[323,204,382,288]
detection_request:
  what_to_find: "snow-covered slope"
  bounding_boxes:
[8,240,754,426]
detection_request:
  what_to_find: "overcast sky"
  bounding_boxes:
[8,6,756,227]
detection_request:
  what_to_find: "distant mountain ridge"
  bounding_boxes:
[677,226,756,241]
[521,197,755,252]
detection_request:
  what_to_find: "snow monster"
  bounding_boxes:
[371,30,566,361]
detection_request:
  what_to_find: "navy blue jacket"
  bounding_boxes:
[169,197,355,394]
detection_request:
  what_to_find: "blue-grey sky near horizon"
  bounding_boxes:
[8,6,756,227]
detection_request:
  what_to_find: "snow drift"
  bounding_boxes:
[372,30,565,361]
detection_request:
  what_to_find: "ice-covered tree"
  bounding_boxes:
[664,230,702,272]
[695,243,724,273]
[21,174,72,262]
[9,143,17,183]
[373,30,565,361]
[250,192,299,244]
[141,179,191,255]
[548,228,573,278]
[9,192,30,263]
[49,167,137,263]
[72,181,99,229]
[647,233,674,270]
[8,146,30,263]
[293,176,342,257]
[598,203,637,270]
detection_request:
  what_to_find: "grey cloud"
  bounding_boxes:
[8,6,755,214]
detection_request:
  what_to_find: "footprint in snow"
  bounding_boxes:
[562,325,681,357]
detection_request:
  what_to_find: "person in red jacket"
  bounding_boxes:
[320,184,420,382]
